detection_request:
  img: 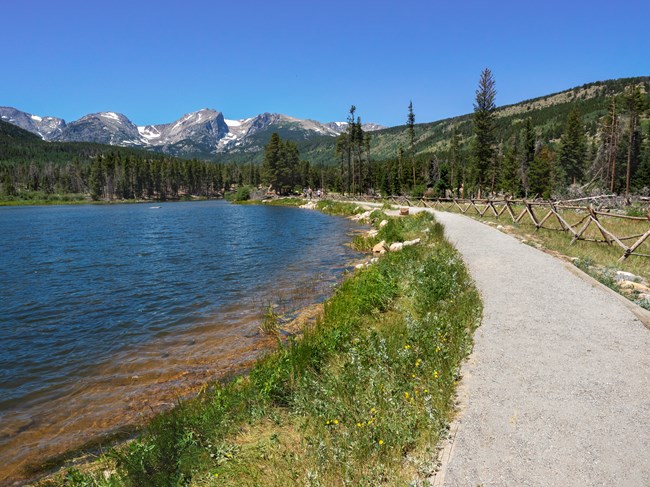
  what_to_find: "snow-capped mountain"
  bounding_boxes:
[0,106,387,158]
[323,121,387,134]
[51,112,142,146]
[217,113,340,152]
[0,107,66,140]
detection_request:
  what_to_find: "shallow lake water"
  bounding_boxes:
[0,200,364,483]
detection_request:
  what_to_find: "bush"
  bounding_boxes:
[233,186,251,202]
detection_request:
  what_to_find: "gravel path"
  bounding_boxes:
[421,210,650,487]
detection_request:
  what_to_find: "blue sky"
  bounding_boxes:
[3,0,648,127]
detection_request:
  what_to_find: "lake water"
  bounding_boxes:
[0,200,363,483]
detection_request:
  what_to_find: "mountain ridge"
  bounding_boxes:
[0,106,386,159]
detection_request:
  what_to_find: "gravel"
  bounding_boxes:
[424,210,650,487]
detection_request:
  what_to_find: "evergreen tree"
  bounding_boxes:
[89,156,104,200]
[347,106,356,194]
[528,146,555,198]
[624,86,646,196]
[558,107,587,185]
[521,117,536,195]
[472,68,497,197]
[407,100,416,188]
[262,132,282,192]
[500,140,521,196]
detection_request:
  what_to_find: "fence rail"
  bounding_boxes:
[331,194,650,262]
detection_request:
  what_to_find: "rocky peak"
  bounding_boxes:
[54,112,142,146]
[0,107,66,140]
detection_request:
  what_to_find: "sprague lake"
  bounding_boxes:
[0,200,364,482]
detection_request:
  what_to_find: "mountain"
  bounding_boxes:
[323,121,387,134]
[0,107,65,140]
[3,76,647,166]
[0,106,385,160]
[52,111,142,146]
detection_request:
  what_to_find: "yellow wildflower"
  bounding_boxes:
[434,371,439,379]
[379,439,384,445]
[333,419,339,425]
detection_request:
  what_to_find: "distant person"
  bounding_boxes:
[317,189,321,198]
[308,187,313,199]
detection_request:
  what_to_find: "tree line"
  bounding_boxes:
[0,153,263,200]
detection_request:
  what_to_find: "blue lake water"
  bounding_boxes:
[0,200,363,481]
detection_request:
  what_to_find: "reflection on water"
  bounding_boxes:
[0,200,363,483]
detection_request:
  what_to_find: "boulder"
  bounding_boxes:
[616,271,640,282]
[352,210,373,221]
[379,219,389,228]
[367,229,379,238]
[373,240,386,254]
[403,238,421,247]
[389,242,404,252]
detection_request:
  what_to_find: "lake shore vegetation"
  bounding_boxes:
[38,204,481,486]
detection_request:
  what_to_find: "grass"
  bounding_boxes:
[429,201,650,279]
[422,200,650,308]
[37,205,482,486]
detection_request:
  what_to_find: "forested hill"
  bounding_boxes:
[0,120,250,202]
[214,76,650,166]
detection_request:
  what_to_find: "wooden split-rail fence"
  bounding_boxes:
[331,194,650,262]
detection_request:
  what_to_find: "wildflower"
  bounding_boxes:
[404,392,410,399]
[357,422,362,427]
[424,389,429,393]
[415,359,421,367]
[378,439,384,445]
[333,419,339,425]
[326,420,331,425]
[370,407,376,414]
[434,371,439,379]
[404,345,411,350]
[411,374,416,378]
[436,347,441,353]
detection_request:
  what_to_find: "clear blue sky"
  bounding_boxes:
[3,0,648,127]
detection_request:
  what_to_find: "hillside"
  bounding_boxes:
[213,76,649,167]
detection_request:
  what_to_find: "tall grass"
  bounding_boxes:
[41,209,482,486]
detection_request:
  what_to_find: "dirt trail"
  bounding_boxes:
[422,210,650,486]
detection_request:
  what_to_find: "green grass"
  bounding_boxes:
[39,207,482,486]
[429,201,650,281]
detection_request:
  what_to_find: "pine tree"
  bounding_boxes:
[624,86,646,196]
[558,107,587,185]
[407,101,416,188]
[521,117,536,196]
[528,146,555,199]
[347,106,356,194]
[262,132,282,192]
[89,156,104,200]
[472,68,497,198]
[500,140,521,196]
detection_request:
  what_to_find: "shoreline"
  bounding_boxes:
[2,200,365,485]
[28,200,482,485]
